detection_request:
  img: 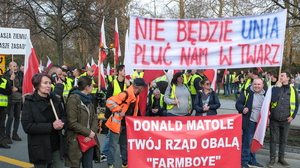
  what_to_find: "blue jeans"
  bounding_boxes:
[101,130,111,155]
[234,90,240,100]
[224,84,231,96]
[6,101,22,135]
[81,146,94,168]
[107,126,127,166]
[242,121,257,166]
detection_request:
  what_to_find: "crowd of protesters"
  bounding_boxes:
[0,63,299,168]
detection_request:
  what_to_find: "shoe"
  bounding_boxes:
[241,165,250,168]
[12,133,22,141]
[122,165,128,168]
[100,154,107,162]
[267,157,275,167]
[278,157,290,167]
[249,162,264,167]
[0,143,11,149]
[108,165,114,168]
[5,135,12,144]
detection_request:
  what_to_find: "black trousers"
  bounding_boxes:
[269,119,291,158]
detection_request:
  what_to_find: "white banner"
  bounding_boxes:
[0,27,30,55]
[129,10,287,70]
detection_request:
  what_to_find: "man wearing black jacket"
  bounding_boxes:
[146,89,166,116]
[0,76,12,148]
[268,71,299,168]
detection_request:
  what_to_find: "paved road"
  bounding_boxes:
[1,99,300,168]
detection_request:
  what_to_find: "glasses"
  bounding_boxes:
[205,83,211,86]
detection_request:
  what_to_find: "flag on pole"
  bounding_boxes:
[46,56,53,69]
[85,63,91,69]
[99,62,106,88]
[115,18,121,63]
[257,67,263,73]
[221,69,227,86]
[124,29,134,77]
[251,86,271,152]
[100,17,107,63]
[23,38,40,94]
[91,58,98,71]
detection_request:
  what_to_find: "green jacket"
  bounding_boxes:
[65,94,100,167]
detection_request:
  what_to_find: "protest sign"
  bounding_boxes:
[129,10,287,70]
[0,27,30,55]
[126,114,242,168]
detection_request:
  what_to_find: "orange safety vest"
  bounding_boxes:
[105,85,139,134]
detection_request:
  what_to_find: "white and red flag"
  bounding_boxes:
[114,18,121,63]
[251,85,271,152]
[100,17,107,63]
[46,56,53,69]
[91,58,98,72]
[85,62,91,69]
[23,38,40,94]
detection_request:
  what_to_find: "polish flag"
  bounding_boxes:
[221,69,227,86]
[100,17,107,63]
[251,86,271,153]
[46,56,53,69]
[85,62,91,69]
[99,62,106,88]
[23,38,40,94]
[114,18,121,63]
[91,58,98,74]
[204,69,217,91]
[257,67,263,73]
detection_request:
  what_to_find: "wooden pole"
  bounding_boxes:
[278,66,282,82]
[49,97,59,120]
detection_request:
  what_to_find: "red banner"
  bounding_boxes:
[126,114,242,168]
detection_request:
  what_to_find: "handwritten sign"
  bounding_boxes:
[129,10,287,69]
[126,114,242,168]
[0,27,30,55]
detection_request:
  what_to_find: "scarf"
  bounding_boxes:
[71,89,92,105]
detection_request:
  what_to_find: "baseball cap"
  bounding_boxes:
[134,78,147,87]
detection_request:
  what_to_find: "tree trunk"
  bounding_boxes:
[56,0,63,65]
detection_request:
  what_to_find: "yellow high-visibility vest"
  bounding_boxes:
[0,78,8,107]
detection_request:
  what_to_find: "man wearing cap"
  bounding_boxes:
[105,78,147,168]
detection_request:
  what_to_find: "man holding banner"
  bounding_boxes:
[268,71,299,167]
[236,78,267,168]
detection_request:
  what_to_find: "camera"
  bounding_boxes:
[51,73,58,83]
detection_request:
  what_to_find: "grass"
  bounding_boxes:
[216,90,238,100]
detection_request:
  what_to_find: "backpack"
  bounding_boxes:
[105,91,128,119]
